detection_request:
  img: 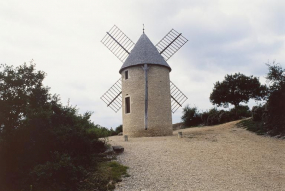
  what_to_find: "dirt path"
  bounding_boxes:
[109,120,285,191]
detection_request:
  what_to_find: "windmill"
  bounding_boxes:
[100,25,188,137]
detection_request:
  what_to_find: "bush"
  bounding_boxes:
[265,62,285,134]
[236,118,266,135]
[115,125,123,134]
[265,84,285,134]
[252,105,265,121]
[30,152,86,191]
[0,63,109,191]
[199,106,251,126]
[238,62,285,136]
[204,108,220,125]
[231,105,251,118]
[181,105,202,127]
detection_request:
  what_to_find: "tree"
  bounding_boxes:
[181,105,202,127]
[264,62,285,133]
[266,61,285,92]
[0,63,107,191]
[0,63,50,136]
[115,124,123,134]
[210,73,266,108]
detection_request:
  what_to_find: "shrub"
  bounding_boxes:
[115,125,123,134]
[200,106,251,126]
[252,105,265,121]
[0,63,109,191]
[228,105,251,120]
[265,84,285,134]
[264,62,285,134]
[204,108,219,125]
[181,105,202,127]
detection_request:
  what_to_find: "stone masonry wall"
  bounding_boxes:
[121,65,173,137]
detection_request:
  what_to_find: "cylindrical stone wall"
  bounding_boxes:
[121,65,173,137]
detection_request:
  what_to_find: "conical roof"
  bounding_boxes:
[119,33,171,73]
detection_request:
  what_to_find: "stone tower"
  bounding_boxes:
[100,26,188,138]
[119,34,173,137]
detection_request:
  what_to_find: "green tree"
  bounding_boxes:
[210,73,266,108]
[264,62,285,133]
[115,124,123,134]
[266,61,285,92]
[0,63,50,136]
[181,105,202,127]
[0,63,107,191]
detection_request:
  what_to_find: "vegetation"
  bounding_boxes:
[210,73,266,108]
[181,105,202,127]
[236,118,266,135]
[80,161,129,191]
[0,63,126,191]
[181,105,251,128]
[206,61,284,136]
[264,62,285,134]
[109,124,123,136]
[245,62,285,136]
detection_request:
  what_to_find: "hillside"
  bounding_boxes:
[109,120,285,191]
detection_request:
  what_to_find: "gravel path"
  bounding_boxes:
[109,120,285,191]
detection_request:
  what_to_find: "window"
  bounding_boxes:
[125,70,128,79]
[125,97,130,113]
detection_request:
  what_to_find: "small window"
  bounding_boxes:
[125,70,128,80]
[125,97,130,113]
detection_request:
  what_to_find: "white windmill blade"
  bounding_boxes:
[100,78,122,113]
[156,29,188,61]
[101,25,135,63]
[170,81,188,113]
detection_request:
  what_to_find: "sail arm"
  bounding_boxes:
[101,25,135,63]
[156,29,188,61]
[170,81,188,113]
[100,78,122,113]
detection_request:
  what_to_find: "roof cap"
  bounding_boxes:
[119,33,171,73]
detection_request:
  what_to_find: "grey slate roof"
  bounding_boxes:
[119,33,171,73]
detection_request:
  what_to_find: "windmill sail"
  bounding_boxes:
[156,29,188,61]
[100,78,122,113]
[170,81,188,113]
[101,25,135,63]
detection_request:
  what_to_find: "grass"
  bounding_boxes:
[80,160,129,191]
[236,118,266,135]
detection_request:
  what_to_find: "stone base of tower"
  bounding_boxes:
[121,65,173,138]
[123,125,173,137]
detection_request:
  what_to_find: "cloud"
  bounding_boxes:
[0,0,285,128]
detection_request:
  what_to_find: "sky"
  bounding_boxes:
[1,0,285,129]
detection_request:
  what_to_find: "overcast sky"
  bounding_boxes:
[1,0,285,128]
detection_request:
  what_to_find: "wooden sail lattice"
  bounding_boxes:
[170,81,188,113]
[156,29,188,61]
[101,26,189,113]
[100,78,122,113]
[101,25,135,63]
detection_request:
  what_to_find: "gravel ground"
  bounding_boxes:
[109,120,285,191]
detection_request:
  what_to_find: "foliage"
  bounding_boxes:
[238,62,285,136]
[264,62,285,134]
[80,161,129,191]
[87,124,112,138]
[115,124,123,134]
[266,61,285,92]
[182,105,251,127]
[210,73,266,108]
[231,105,251,118]
[252,105,265,121]
[201,108,221,125]
[108,125,123,136]
[0,63,113,191]
[236,118,266,135]
[181,105,202,127]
